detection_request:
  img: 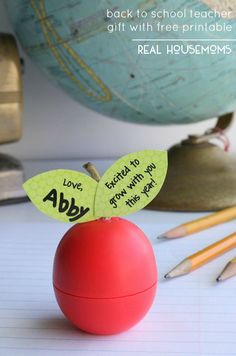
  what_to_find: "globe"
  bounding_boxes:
[6,0,236,125]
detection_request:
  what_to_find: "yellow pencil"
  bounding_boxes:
[158,206,236,240]
[164,232,236,279]
[216,257,236,282]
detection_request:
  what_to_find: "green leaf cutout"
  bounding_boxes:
[94,150,168,218]
[23,170,98,223]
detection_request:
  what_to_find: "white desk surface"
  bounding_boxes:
[1,159,236,356]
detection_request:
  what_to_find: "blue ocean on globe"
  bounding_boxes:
[6,0,236,124]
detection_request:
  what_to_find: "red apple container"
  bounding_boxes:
[53,217,157,335]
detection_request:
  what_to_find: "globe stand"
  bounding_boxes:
[148,113,236,211]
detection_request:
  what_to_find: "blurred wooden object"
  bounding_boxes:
[0,33,23,144]
[0,33,26,204]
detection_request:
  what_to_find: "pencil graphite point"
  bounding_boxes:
[164,273,170,279]
[215,260,236,282]
[157,234,167,240]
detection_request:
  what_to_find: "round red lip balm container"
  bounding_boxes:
[53,217,157,335]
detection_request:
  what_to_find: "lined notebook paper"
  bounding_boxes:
[1,221,236,356]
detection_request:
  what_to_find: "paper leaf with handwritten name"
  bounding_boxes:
[23,170,97,223]
[94,150,168,218]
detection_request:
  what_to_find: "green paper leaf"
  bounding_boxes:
[23,170,97,223]
[94,150,167,218]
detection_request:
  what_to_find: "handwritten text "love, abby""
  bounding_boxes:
[43,189,89,222]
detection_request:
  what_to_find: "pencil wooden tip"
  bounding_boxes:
[158,226,186,239]
[164,259,191,279]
